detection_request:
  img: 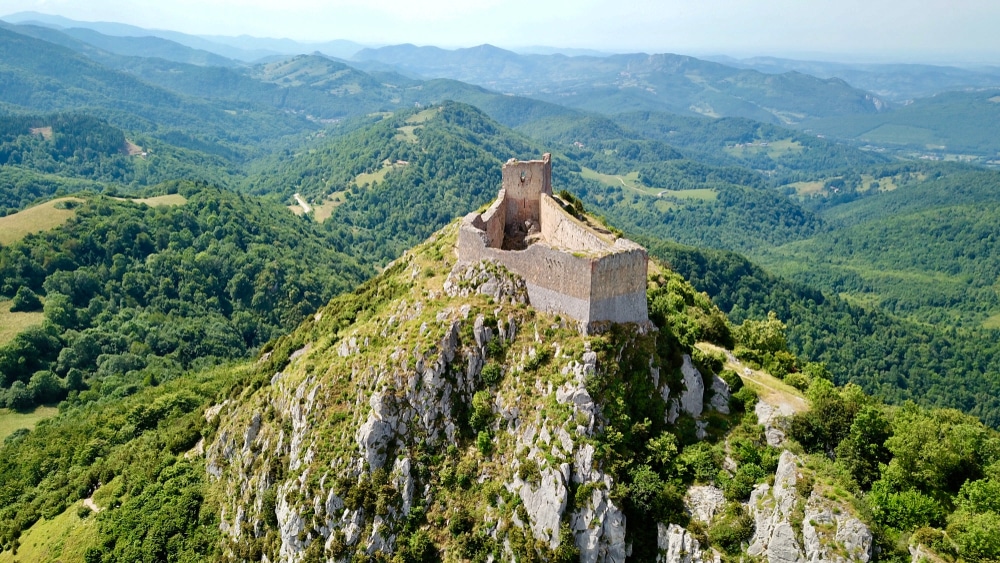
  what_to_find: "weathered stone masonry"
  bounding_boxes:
[457,154,649,330]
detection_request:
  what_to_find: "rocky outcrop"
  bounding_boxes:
[444,260,529,304]
[748,451,805,563]
[515,466,569,550]
[802,492,873,562]
[203,236,760,563]
[680,355,705,418]
[709,374,731,414]
[747,451,873,563]
[685,485,726,524]
[756,400,795,447]
[657,523,717,563]
[572,485,628,563]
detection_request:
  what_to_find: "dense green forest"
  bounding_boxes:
[760,203,1000,326]
[0,362,234,558]
[645,239,1000,427]
[802,89,1000,157]
[1,240,999,562]
[0,183,369,410]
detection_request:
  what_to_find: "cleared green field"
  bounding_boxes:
[581,168,644,191]
[0,499,98,563]
[724,138,804,158]
[983,313,1000,330]
[355,160,408,187]
[0,299,45,346]
[654,200,676,212]
[406,107,441,124]
[859,124,937,147]
[786,180,826,196]
[0,405,58,442]
[355,166,392,186]
[582,167,717,204]
[658,189,717,201]
[0,197,84,246]
[133,194,187,207]
[858,174,898,193]
[313,191,348,223]
[394,125,419,143]
[112,194,188,207]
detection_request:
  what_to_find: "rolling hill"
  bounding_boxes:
[353,44,891,124]
[801,89,1000,157]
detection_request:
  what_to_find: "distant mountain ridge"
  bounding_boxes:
[0,11,366,61]
[352,43,890,124]
[710,54,1000,101]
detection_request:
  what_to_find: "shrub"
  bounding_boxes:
[518,458,541,484]
[718,369,743,393]
[677,442,721,483]
[708,504,755,553]
[9,286,42,312]
[470,390,493,432]
[627,465,684,522]
[480,361,502,387]
[476,431,493,457]
[869,480,946,531]
[723,463,766,501]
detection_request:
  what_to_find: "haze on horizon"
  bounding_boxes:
[3,0,1000,65]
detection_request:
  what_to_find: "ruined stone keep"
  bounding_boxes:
[457,154,649,330]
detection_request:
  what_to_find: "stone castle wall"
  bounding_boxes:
[458,154,648,331]
[477,190,507,249]
[539,195,607,254]
[502,153,552,225]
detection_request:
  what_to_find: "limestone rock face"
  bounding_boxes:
[684,485,726,524]
[572,486,628,563]
[356,390,403,470]
[747,450,874,563]
[748,451,805,563]
[756,400,794,447]
[443,260,529,304]
[657,523,716,563]
[276,480,309,562]
[680,355,705,417]
[709,374,731,414]
[802,493,873,563]
[516,466,569,550]
[204,242,757,563]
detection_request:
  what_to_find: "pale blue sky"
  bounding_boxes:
[3,0,999,63]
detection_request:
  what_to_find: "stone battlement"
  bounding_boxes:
[457,154,649,331]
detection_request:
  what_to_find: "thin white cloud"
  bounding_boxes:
[2,0,998,62]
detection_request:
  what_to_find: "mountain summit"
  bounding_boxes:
[203,171,869,561]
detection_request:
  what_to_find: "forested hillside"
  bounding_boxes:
[2,223,1000,563]
[645,239,1000,427]
[0,183,369,411]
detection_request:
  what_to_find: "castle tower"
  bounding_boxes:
[501,153,551,227]
[457,154,649,333]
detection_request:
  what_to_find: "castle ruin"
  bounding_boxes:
[457,154,649,331]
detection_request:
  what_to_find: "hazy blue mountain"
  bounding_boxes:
[1,11,280,61]
[0,26,314,144]
[0,22,240,69]
[199,34,366,60]
[60,27,239,67]
[2,11,366,61]
[352,44,890,123]
[800,89,1000,156]
[510,45,613,57]
[711,55,1000,101]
